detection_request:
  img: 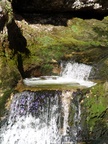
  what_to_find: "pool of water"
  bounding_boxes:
[23,76,96,88]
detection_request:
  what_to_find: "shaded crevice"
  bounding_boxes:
[6,19,30,78]
[13,10,108,26]
[17,53,25,78]
[7,19,29,54]
[0,13,8,31]
[11,0,108,26]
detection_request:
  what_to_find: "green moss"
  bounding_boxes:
[0,89,13,118]
[40,64,53,75]
[68,104,75,126]
[21,17,108,68]
[1,12,108,79]
[84,84,107,119]
[82,83,108,139]
[0,53,20,89]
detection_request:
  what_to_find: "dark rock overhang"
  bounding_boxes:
[11,0,108,20]
[12,0,108,12]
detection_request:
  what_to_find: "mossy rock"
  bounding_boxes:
[0,12,108,79]
[15,16,108,78]
[0,55,21,89]
[81,82,108,142]
[0,89,13,122]
[95,57,108,80]
[2,16,105,75]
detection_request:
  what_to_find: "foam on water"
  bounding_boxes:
[23,62,96,87]
[1,116,61,144]
[0,91,62,144]
[0,62,96,144]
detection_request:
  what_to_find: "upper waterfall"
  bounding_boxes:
[60,62,92,80]
[23,62,96,87]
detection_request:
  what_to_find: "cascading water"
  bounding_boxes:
[0,91,62,144]
[0,90,75,144]
[0,62,96,144]
[70,90,83,143]
[60,61,95,87]
[60,62,92,81]
[23,62,96,87]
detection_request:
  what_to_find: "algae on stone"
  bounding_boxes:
[81,82,108,142]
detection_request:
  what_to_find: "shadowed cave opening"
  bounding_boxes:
[15,11,108,26]
[11,1,108,26]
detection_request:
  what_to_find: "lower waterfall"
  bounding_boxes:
[0,90,77,144]
[0,62,96,144]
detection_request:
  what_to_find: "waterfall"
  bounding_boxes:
[60,62,92,80]
[0,90,77,144]
[0,62,96,144]
[23,62,96,87]
[0,91,62,144]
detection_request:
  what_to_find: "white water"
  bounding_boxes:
[0,91,75,144]
[23,62,96,87]
[1,116,61,144]
[0,62,96,144]
[61,62,91,80]
[0,91,62,144]
[72,102,82,142]
[1,116,58,144]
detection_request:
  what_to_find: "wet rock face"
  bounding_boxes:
[12,0,107,12]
